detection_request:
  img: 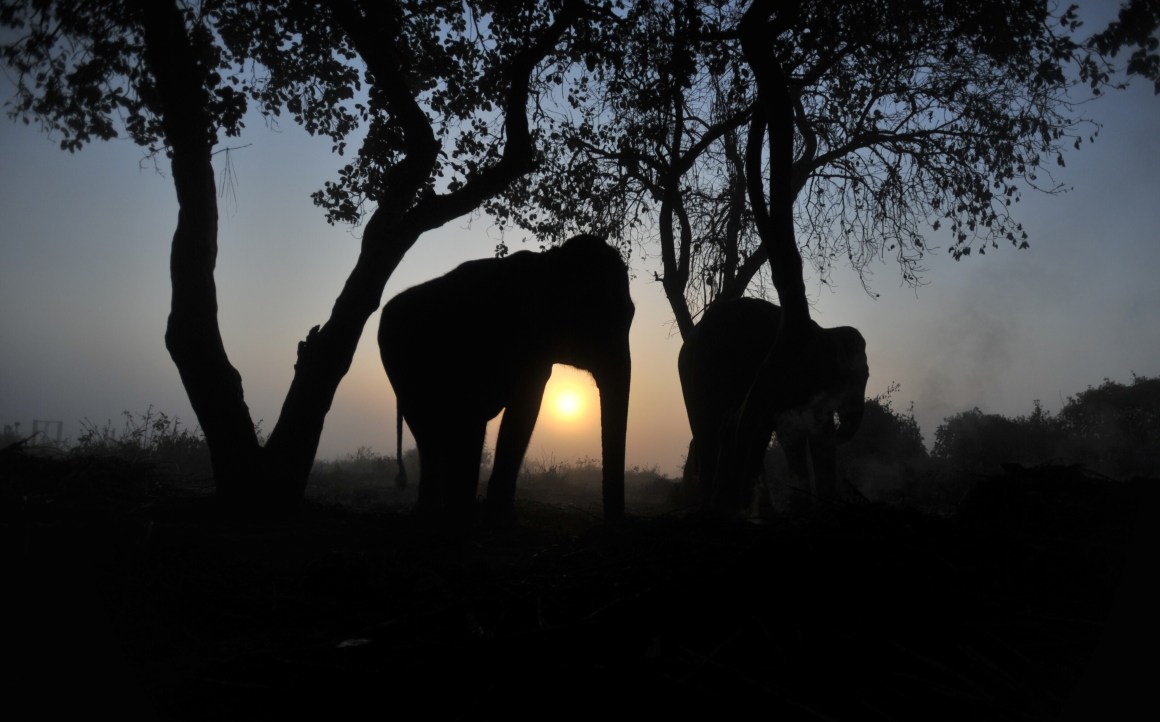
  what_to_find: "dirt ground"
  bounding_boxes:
[5,451,1158,720]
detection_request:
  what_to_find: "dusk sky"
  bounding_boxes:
[2,2,1158,477]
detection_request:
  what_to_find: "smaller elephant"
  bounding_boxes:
[378,234,635,526]
[678,297,868,514]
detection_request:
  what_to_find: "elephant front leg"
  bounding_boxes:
[413,420,487,526]
[779,429,815,511]
[809,422,839,501]
[483,375,549,525]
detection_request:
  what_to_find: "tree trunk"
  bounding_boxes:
[739,1,810,335]
[263,212,421,502]
[703,1,815,502]
[659,189,696,340]
[136,0,266,509]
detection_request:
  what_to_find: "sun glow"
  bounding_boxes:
[554,389,582,418]
[544,365,598,425]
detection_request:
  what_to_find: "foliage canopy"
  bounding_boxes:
[491,0,1142,331]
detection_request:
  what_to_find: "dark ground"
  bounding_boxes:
[4,451,1158,721]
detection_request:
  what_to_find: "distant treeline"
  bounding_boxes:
[4,375,1156,511]
[771,374,1160,511]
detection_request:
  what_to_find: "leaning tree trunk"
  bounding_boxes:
[262,212,423,504]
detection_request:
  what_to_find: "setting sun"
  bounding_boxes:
[543,365,598,425]
[554,389,582,418]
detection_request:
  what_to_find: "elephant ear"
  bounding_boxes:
[831,326,867,369]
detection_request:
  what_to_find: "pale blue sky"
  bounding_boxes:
[2,5,1158,476]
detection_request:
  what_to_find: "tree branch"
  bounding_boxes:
[410,0,582,231]
[322,0,439,211]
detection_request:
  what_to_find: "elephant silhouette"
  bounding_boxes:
[378,234,635,525]
[678,297,868,514]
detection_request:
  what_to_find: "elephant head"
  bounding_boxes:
[534,235,635,520]
[378,234,634,526]
[678,297,869,514]
[817,325,869,445]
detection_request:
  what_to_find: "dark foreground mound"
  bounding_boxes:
[4,451,1157,721]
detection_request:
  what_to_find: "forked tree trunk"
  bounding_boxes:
[138,0,422,513]
[138,0,576,515]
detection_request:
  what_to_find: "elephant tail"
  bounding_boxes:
[394,405,408,489]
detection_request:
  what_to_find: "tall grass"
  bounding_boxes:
[10,373,1153,516]
[306,447,679,512]
[72,407,214,479]
[308,446,418,508]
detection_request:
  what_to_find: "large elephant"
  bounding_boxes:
[378,234,635,525]
[678,297,868,514]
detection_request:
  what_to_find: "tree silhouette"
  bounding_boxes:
[1086,0,1160,94]
[493,0,1143,336]
[1059,374,1160,478]
[1,0,593,513]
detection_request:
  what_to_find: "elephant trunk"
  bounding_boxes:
[833,327,869,445]
[595,349,631,523]
[835,377,867,444]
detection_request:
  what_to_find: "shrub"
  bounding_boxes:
[1,422,27,450]
[931,400,1068,476]
[761,383,932,504]
[1058,374,1160,478]
[73,408,212,478]
[838,386,931,497]
[308,446,413,508]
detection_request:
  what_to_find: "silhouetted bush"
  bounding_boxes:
[518,456,678,512]
[929,375,1160,482]
[73,408,212,479]
[1058,374,1160,478]
[1,422,26,450]
[10,372,1156,519]
[931,401,1068,476]
[760,384,934,506]
[0,420,69,456]
[839,387,931,498]
[306,450,677,513]
[309,446,423,507]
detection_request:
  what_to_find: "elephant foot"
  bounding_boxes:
[409,495,486,537]
[481,498,519,530]
[746,480,776,521]
[701,496,747,524]
[779,487,816,516]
